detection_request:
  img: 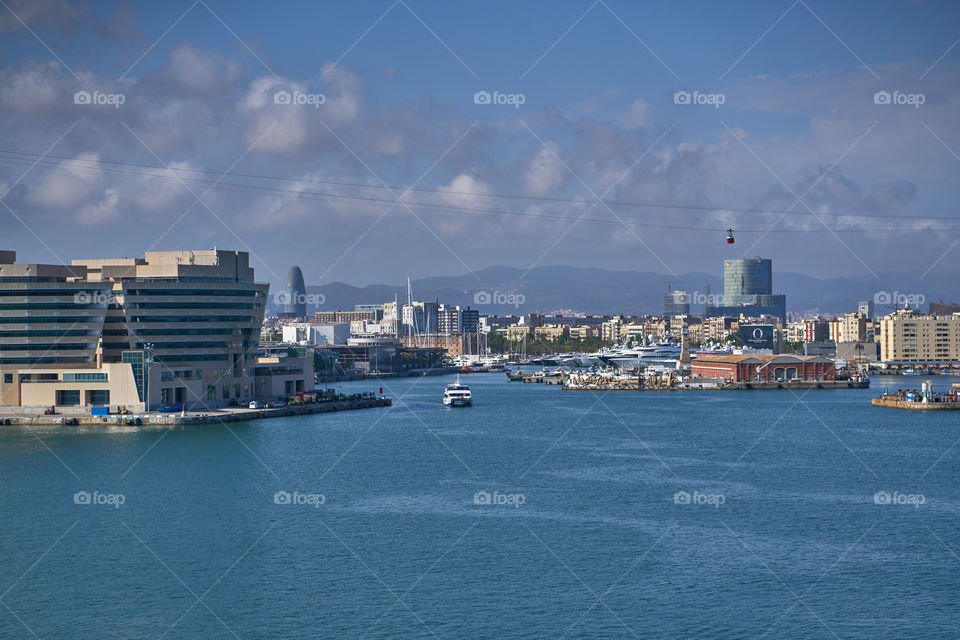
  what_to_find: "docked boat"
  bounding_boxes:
[443,376,472,407]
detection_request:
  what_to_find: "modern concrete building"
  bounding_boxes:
[709,258,787,323]
[0,249,311,412]
[878,308,960,364]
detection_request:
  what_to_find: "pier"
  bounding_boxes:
[0,395,392,427]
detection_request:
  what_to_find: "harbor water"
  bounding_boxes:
[1,374,958,638]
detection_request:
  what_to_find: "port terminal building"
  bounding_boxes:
[0,249,312,412]
[691,354,835,382]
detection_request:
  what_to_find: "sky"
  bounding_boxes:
[1,0,959,293]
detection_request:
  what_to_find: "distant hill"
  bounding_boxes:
[270,264,957,317]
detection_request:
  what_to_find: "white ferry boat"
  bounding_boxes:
[442,376,472,407]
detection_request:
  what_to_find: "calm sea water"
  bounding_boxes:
[1,374,959,639]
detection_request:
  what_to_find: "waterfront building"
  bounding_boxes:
[0,249,311,411]
[691,354,835,382]
[878,308,960,364]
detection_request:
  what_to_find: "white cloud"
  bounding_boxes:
[524,143,565,196]
[164,43,243,92]
[77,188,119,225]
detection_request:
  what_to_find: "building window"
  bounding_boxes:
[207,385,215,400]
[222,385,230,400]
[87,390,110,405]
[63,372,108,382]
[55,390,81,406]
[3,373,11,384]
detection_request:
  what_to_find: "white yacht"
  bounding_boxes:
[442,376,472,407]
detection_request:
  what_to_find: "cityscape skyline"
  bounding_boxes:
[1,1,959,287]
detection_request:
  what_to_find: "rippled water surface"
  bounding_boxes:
[1,374,958,638]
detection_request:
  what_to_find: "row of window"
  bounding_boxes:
[121,316,261,323]
[0,357,90,364]
[0,291,110,299]
[0,317,90,324]
[102,341,238,351]
[0,303,107,310]
[103,328,257,336]
[0,343,91,351]
[128,302,263,310]
[0,330,89,337]
[124,288,261,297]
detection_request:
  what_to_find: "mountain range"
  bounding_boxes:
[280,265,956,318]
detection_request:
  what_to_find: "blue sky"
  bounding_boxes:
[1,0,959,292]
